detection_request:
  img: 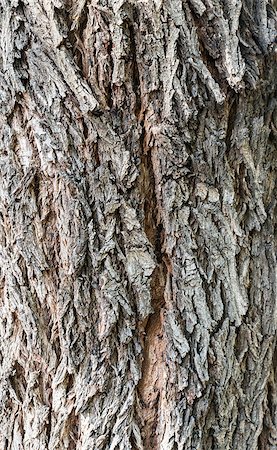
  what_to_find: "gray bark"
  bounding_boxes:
[0,0,276,449]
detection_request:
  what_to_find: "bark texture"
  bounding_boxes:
[0,0,276,449]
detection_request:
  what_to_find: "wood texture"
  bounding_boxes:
[0,0,276,449]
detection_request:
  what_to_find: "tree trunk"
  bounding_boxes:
[0,0,276,449]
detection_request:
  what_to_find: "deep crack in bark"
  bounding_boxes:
[137,136,167,449]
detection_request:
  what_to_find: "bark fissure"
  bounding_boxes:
[137,142,167,449]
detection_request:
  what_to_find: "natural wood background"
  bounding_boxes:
[0,0,276,449]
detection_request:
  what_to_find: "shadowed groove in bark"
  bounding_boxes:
[137,133,167,449]
[225,92,239,154]
[188,6,229,95]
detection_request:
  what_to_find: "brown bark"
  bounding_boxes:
[0,0,276,449]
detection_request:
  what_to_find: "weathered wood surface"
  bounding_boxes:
[0,0,276,449]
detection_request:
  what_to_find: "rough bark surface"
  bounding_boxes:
[0,0,276,449]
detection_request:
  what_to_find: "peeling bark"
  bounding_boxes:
[0,0,276,449]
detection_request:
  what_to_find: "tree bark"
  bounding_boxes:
[0,0,276,449]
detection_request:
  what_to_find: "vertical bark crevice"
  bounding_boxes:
[188,7,229,94]
[137,137,167,449]
[225,92,239,154]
